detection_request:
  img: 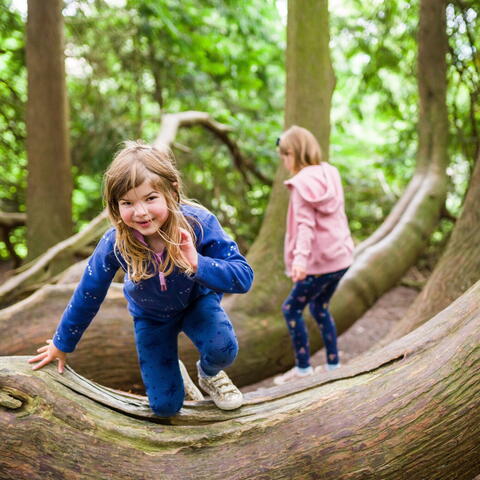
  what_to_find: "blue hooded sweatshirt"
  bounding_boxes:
[53,204,253,353]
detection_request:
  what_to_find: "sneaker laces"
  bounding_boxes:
[208,371,238,396]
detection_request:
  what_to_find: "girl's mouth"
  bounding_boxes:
[137,220,152,227]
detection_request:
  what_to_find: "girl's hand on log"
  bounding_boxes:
[28,339,67,374]
[179,227,198,273]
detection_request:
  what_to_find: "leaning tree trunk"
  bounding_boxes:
[1,278,480,479]
[382,151,480,344]
[0,211,109,307]
[200,0,449,385]
[26,0,73,260]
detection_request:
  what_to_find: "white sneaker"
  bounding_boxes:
[197,362,243,410]
[273,366,313,385]
[326,363,341,372]
[179,360,204,401]
[313,363,341,374]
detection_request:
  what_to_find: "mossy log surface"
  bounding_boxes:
[1,281,480,479]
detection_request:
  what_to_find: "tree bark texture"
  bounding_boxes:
[26,0,73,260]
[1,280,480,479]
[286,0,334,156]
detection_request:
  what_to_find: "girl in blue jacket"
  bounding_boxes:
[29,141,253,415]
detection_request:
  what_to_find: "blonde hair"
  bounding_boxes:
[278,125,323,173]
[103,140,200,282]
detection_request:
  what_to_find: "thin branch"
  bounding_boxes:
[154,111,272,186]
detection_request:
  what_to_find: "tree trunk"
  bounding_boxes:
[375,0,456,344]
[26,0,73,260]
[382,152,480,343]
[1,279,480,479]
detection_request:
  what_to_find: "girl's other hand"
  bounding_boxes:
[28,339,67,374]
[179,228,198,272]
[291,265,307,283]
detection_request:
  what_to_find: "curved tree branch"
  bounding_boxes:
[155,111,272,186]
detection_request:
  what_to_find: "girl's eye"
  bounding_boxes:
[120,201,131,206]
[147,196,157,201]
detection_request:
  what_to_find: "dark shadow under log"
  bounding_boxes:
[1,280,480,479]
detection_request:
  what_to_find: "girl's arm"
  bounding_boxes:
[187,213,253,294]
[30,230,121,372]
[291,188,316,275]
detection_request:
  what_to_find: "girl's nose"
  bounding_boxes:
[133,203,149,216]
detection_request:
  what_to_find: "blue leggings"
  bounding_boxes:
[133,293,238,416]
[282,268,347,369]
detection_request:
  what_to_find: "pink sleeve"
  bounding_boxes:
[291,188,316,269]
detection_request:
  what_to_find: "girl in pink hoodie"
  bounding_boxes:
[274,126,354,385]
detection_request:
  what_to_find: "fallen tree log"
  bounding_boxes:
[0,283,141,391]
[0,210,110,307]
[1,279,480,479]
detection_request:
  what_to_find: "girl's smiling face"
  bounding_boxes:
[118,181,169,239]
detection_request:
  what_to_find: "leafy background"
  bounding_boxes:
[1,0,478,261]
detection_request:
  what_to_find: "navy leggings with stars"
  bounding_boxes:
[133,292,238,417]
[282,268,348,369]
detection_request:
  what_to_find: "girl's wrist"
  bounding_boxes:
[190,252,198,272]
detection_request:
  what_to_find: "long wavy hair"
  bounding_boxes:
[278,125,324,174]
[103,140,201,282]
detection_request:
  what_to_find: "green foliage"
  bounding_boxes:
[1,0,478,259]
[330,0,479,241]
[329,0,419,239]
[446,1,479,208]
[0,3,26,214]
[63,0,284,251]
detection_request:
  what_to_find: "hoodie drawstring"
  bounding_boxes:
[154,252,167,291]
[132,230,168,291]
[159,271,167,291]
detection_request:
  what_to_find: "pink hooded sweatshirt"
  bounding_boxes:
[284,163,354,277]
